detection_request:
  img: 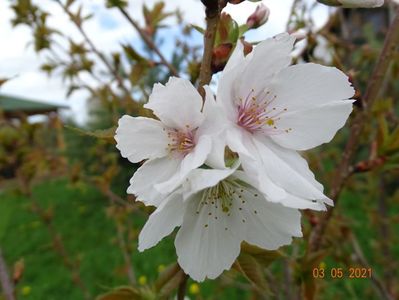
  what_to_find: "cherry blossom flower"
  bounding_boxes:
[214,33,355,210]
[138,165,302,281]
[115,77,219,207]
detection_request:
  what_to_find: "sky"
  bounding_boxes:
[0,0,329,124]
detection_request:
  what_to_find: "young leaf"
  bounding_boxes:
[65,125,116,143]
[95,286,141,300]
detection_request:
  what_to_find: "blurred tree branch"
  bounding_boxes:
[309,6,399,252]
[54,0,133,101]
[0,247,15,300]
[117,7,179,77]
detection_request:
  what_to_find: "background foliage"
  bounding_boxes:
[1,0,398,299]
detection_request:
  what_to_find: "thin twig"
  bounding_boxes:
[116,223,136,285]
[350,233,394,300]
[0,247,15,300]
[308,7,399,252]
[177,273,188,300]
[29,196,91,300]
[117,7,179,77]
[54,0,132,98]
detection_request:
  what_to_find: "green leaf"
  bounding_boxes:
[0,78,10,87]
[241,242,283,267]
[122,45,146,63]
[154,263,186,298]
[96,286,141,300]
[190,24,205,34]
[66,0,76,8]
[158,270,185,298]
[238,24,249,37]
[216,13,239,45]
[236,253,270,294]
[106,0,128,8]
[65,125,116,143]
[386,126,399,153]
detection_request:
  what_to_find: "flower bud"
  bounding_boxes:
[317,0,384,7]
[228,0,246,4]
[246,3,270,29]
[212,43,233,73]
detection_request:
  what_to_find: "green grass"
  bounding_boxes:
[0,179,248,299]
[1,178,397,299]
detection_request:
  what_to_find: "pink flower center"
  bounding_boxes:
[236,89,291,134]
[166,127,196,156]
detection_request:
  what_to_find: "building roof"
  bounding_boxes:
[0,94,68,117]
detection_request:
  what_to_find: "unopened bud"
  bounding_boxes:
[246,3,270,29]
[212,43,233,73]
[317,0,384,8]
[228,0,245,4]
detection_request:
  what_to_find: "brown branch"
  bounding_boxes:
[117,7,179,77]
[0,247,15,300]
[177,273,188,300]
[54,0,132,99]
[308,7,399,252]
[350,233,394,300]
[116,223,136,285]
[197,1,226,97]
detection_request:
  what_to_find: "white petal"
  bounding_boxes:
[271,101,354,150]
[183,164,239,199]
[217,42,247,120]
[268,63,354,110]
[199,86,229,137]
[128,157,180,207]
[262,138,326,193]
[145,77,204,130]
[175,194,243,281]
[280,193,327,211]
[239,189,302,250]
[155,135,212,194]
[252,137,328,202]
[237,33,295,100]
[237,159,287,202]
[115,116,168,163]
[138,193,185,251]
[226,126,254,159]
[206,137,227,169]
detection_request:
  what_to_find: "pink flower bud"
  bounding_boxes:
[246,3,270,29]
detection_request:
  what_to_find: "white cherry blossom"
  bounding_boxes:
[115,77,218,207]
[138,165,302,282]
[214,33,355,210]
